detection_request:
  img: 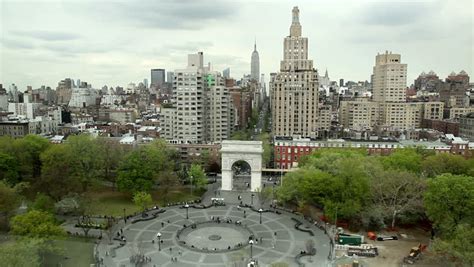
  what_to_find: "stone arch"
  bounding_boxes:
[221,141,263,192]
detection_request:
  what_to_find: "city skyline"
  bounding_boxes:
[0,0,472,89]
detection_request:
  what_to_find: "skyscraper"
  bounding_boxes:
[151,69,165,88]
[166,71,174,83]
[372,51,407,103]
[250,41,260,81]
[223,68,230,79]
[270,7,320,138]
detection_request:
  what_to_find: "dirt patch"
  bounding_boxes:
[345,228,447,267]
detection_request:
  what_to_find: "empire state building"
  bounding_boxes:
[270,6,320,138]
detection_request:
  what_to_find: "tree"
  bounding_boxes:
[382,148,423,173]
[195,150,210,171]
[10,210,65,239]
[258,133,272,167]
[231,130,250,141]
[97,138,126,189]
[0,152,19,184]
[117,147,156,193]
[368,169,426,228]
[422,153,471,177]
[432,223,474,266]
[74,196,95,237]
[67,134,101,192]
[0,180,20,216]
[117,140,174,194]
[187,163,207,191]
[31,193,55,213]
[133,191,152,213]
[276,162,369,222]
[0,240,41,267]
[0,180,20,230]
[38,145,79,201]
[13,135,50,181]
[424,174,474,235]
[157,170,180,204]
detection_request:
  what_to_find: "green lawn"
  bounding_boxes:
[43,237,95,267]
[85,185,204,217]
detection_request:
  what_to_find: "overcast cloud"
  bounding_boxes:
[0,0,472,90]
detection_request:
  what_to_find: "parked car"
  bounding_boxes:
[377,235,398,241]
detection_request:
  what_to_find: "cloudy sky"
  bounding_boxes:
[0,0,472,90]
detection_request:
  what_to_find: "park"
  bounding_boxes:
[1,135,473,266]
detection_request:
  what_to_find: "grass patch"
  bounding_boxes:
[43,236,95,267]
[85,185,204,217]
[84,188,138,217]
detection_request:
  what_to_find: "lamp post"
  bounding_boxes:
[123,208,126,222]
[251,194,254,206]
[190,175,193,196]
[331,206,338,261]
[249,239,254,259]
[259,208,263,224]
[185,203,189,219]
[156,232,162,251]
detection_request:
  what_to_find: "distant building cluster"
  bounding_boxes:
[1,6,473,164]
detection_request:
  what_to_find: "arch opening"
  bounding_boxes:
[231,160,251,191]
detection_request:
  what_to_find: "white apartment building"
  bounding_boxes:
[339,99,380,131]
[8,102,40,119]
[372,51,407,103]
[162,52,235,144]
[447,107,474,120]
[423,102,444,120]
[69,88,98,108]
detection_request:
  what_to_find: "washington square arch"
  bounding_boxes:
[221,140,263,192]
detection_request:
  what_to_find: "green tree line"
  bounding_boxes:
[277,148,474,265]
[0,134,211,266]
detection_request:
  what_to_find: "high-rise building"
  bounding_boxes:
[223,68,230,79]
[319,69,330,87]
[8,84,19,103]
[414,71,442,92]
[339,52,446,133]
[143,78,148,89]
[56,78,74,105]
[166,71,174,83]
[151,69,166,88]
[440,71,470,108]
[270,6,320,138]
[162,52,235,144]
[372,51,407,103]
[250,41,260,81]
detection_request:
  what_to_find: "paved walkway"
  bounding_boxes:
[96,194,330,267]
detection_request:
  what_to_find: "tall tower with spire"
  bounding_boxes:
[271,6,321,139]
[251,40,260,81]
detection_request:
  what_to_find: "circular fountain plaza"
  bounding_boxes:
[97,191,331,267]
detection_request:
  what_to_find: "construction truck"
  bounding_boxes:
[403,244,423,264]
